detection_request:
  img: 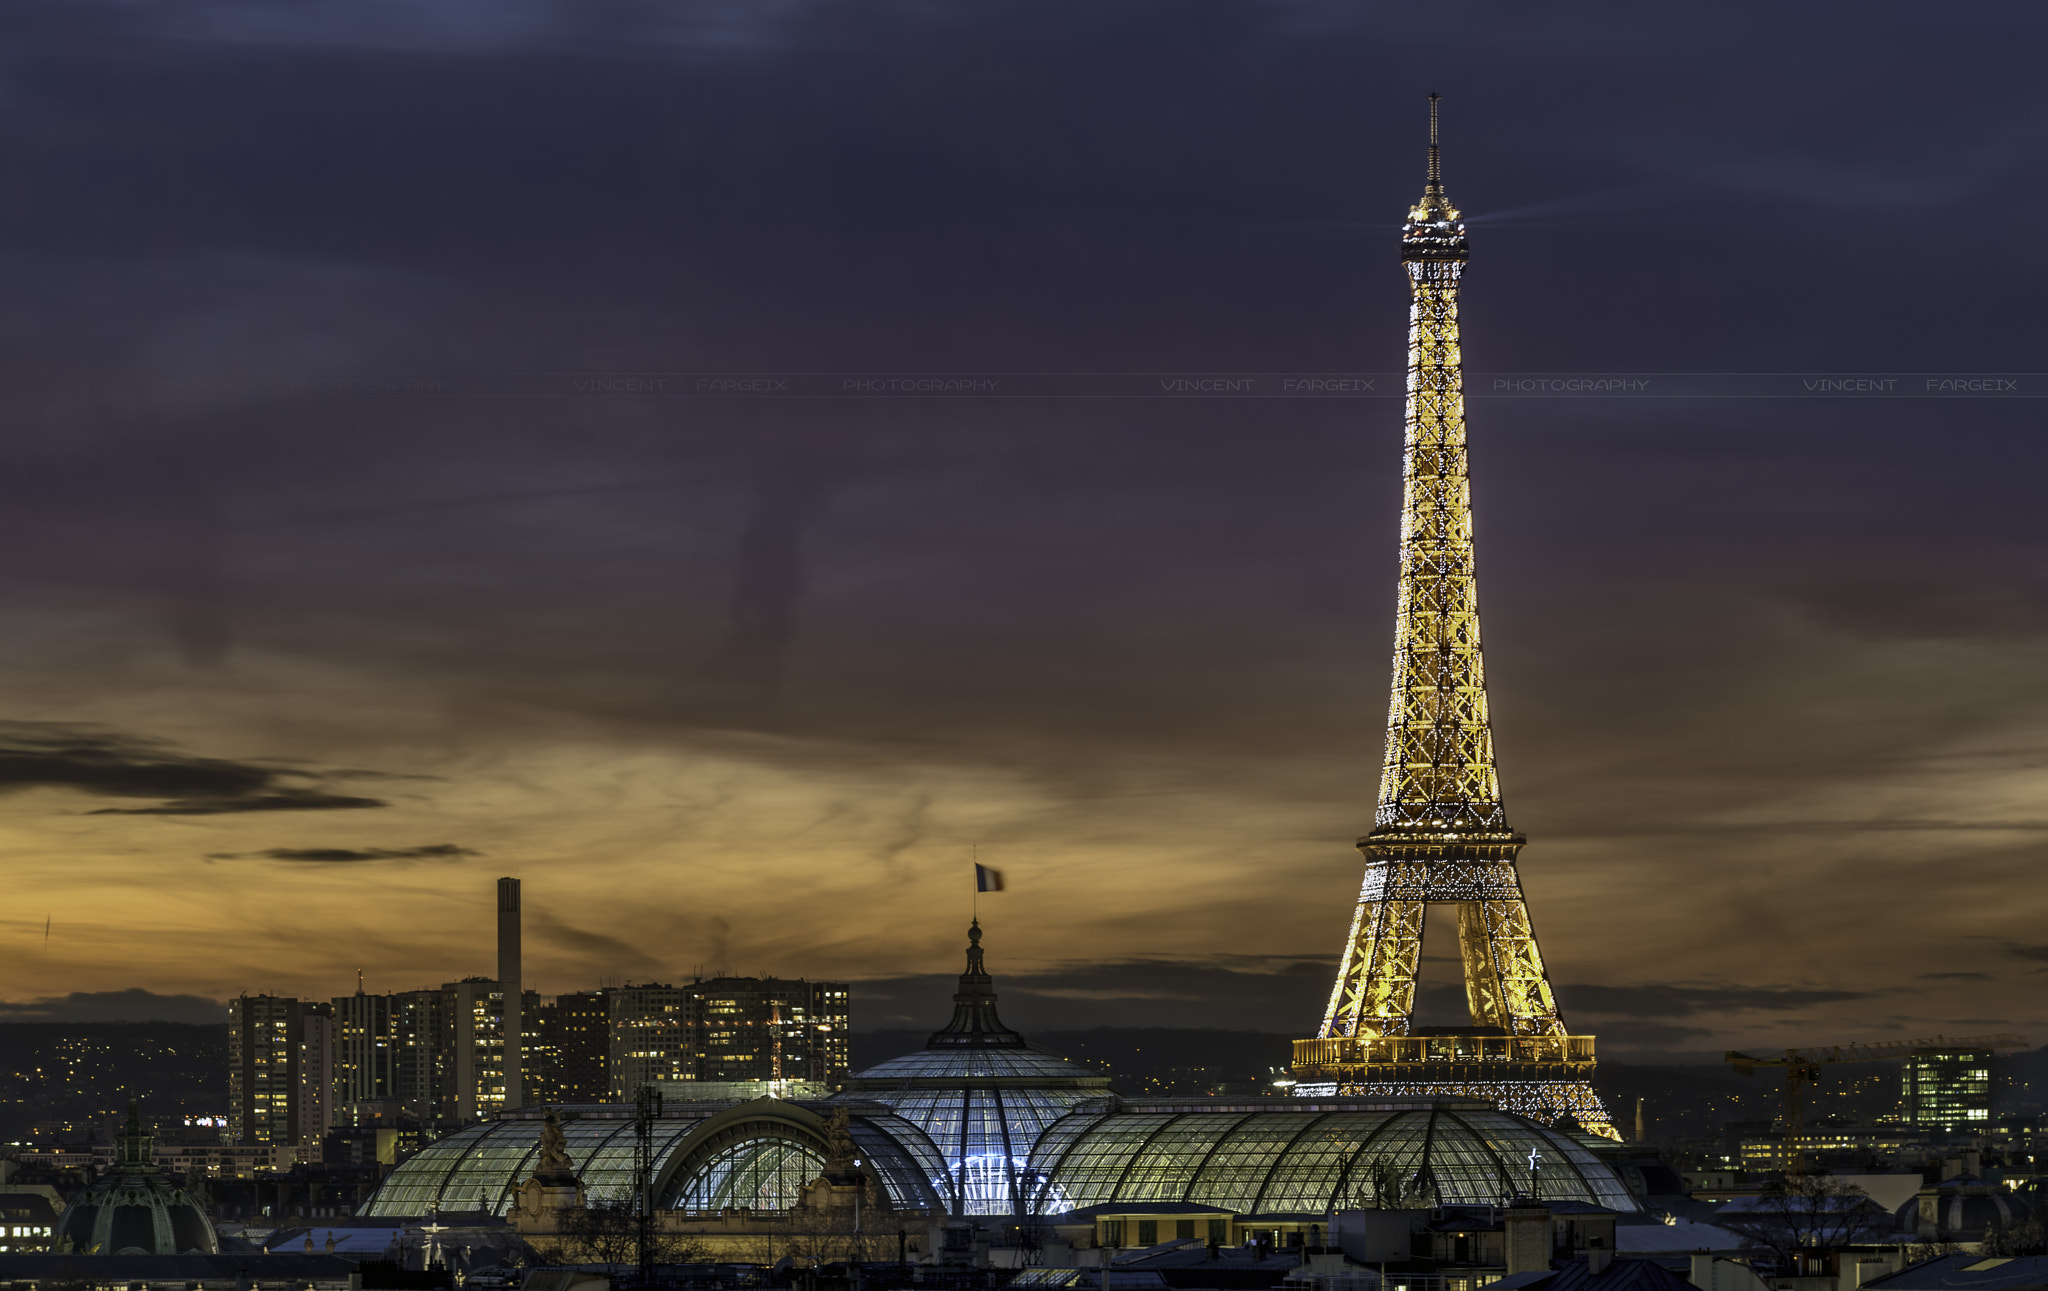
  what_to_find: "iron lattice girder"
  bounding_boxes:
[1378,261,1496,831]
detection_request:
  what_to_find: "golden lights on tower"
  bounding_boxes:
[1293,96,1616,1139]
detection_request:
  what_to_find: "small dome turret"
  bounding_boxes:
[56,1102,219,1255]
[840,923,1110,1216]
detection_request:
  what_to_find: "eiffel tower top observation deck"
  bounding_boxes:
[1291,98,1614,1138]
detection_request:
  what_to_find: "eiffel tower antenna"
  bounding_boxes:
[1426,92,1442,197]
[1290,96,1616,1139]
[1417,92,1455,218]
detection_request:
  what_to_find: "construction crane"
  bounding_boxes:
[1725,1033,2028,1171]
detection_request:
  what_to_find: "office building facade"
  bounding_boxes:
[1901,1047,1994,1129]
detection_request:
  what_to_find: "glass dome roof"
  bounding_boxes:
[841,922,1109,1217]
[855,1047,1096,1082]
[1025,1098,1640,1215]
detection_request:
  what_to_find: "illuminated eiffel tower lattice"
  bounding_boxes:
[1290,97,1617,1141]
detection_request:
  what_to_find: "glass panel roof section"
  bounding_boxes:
[845,1113,949,1213]
[851,1048,1101,1082]
[360,1113,718,1218]
[1027,1104,1641,1216]
[677,1139,822,1211]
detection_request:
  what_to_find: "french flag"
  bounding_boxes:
[974,863,1005,892]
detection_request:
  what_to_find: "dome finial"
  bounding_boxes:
[115,1097,160,1172]
[918,918,1024,1048]
[965,920,986,976]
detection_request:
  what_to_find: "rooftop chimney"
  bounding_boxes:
[1586,1238,1613,1276]
[498,877,522,1111]
[1505,1203,1552,1276]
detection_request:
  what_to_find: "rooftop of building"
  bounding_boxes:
[1049,1202,1240,1219]
[1868,1255,2048,1291]
[1492,1256,1700,1291]
[0,1253,359,1281]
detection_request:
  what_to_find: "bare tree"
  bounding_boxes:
[1983,1214,2046,1258]
[556,1202,712,1273]
[558,1202,642,1277]
[1716,1177,1894,1265]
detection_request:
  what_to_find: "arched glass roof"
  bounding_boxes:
[361,1105,723,1217]
[1024,1099,1639,1215]
[360,1101,948,1218]
[678,1139,823,1211]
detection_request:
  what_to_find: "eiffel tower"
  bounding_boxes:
[1290,97,1617,1141]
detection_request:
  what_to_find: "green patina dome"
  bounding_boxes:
[56,1103,219,1255]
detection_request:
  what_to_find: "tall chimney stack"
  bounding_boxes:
[498,877,522,1111]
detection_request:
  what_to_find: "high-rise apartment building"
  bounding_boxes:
[608,984,692,1098]
[229,995,342,1146]
[445,978,503,1123]
[243,971,850,1129]
[1901,1047,1994,1129]
[391,988,453,1122]
[333,988,397,1112]
[690,978,849,1084]
[606,978,851,1097]
[540,990,610,1103]
[299,1003,334,1143]
[442,978,542,1121]
[228,995,304,1146]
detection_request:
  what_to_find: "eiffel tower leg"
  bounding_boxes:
[1455,902,1507,1029]
[1480,899,1563,1035]
[1321,899,1370,1035]
[1325,899,1423,1038]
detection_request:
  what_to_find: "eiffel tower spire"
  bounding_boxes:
[1292,97,1616,1139]
[1416,92,1454,220]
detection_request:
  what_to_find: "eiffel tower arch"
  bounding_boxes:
[1290,97,1617,1141]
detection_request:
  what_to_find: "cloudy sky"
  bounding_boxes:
[0,0,2044,1060]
